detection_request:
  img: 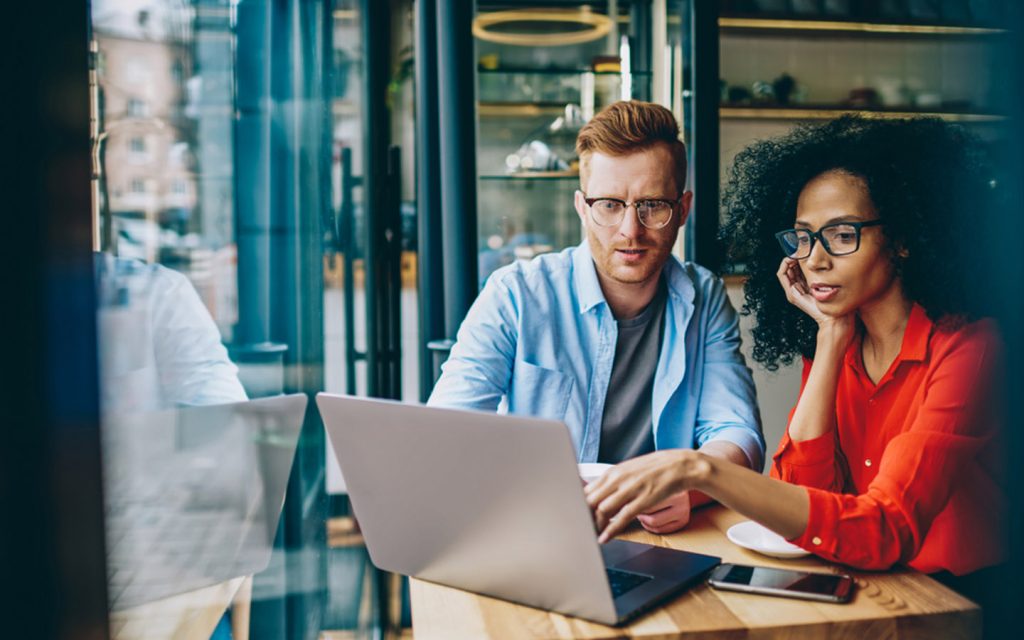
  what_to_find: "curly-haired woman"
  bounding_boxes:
[585,116,1006,601]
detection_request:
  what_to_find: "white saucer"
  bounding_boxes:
[726,520,811,559]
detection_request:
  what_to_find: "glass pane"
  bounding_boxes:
[475,1,664,284]
[325,0,419,630]
[90,0,356,637]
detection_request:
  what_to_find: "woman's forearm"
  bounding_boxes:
[693,454,810,540]
[786,327,848,442]
[588,449,810,542]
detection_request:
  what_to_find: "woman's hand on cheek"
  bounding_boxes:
[776,257,854,344]
[777,257,824,320]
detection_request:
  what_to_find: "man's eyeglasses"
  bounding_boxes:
[582,194,680,230]
[775,220,885,259]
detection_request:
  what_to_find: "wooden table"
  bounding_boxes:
[109,575,252,640]
[410,506,980,639]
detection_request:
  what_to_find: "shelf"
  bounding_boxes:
[332,100,358,117]
[480,171,578,181]
[479,102,569,117]
[479,67,653,77]
[719,16,1007,36]
[719,106,1007,123]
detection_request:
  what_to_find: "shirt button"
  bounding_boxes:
[812,536,822,546]
[865,459,873,467]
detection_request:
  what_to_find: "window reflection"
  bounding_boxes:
[96,252,246,413]
[91,0,325,636]
[103,395,306,611]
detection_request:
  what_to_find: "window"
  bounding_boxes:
[126,98,147,117]
[171,59,184,84]
[93,0,342,636]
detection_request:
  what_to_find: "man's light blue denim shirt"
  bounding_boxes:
[428,241,765,470]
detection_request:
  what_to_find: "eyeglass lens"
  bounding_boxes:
[779,224,860,258]
[590,199,673,228]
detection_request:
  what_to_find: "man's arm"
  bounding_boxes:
[633,278,764,534]
[635,278,763,535]
[427,274,519,411]
[692,277,765,471]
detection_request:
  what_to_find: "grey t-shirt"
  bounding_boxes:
[597,279,668,464]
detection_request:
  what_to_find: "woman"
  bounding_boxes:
[585,117,1006,584]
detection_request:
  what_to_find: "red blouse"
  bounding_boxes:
[771,304,1006,575]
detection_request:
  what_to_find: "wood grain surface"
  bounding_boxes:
[410,506,980,639]
[109,576,248,640]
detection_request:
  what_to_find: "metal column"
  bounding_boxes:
[436,0,480,342]
[686,0,722,272]
[361,0,402,401]
[415,0,446,400]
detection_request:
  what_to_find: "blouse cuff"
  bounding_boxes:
[787,486,840,558]
[775,430,835,467]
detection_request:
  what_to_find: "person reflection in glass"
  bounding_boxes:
[96,252,247,412]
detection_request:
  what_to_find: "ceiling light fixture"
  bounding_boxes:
[472,8,613,47]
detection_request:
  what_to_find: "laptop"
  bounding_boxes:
[102,393,307,610]
[317,392,720,626]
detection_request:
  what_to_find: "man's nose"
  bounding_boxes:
[617,204,643,239]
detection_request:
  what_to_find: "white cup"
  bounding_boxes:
[578,462,613,484]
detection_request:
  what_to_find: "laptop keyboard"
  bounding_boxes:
[606,568,653,597]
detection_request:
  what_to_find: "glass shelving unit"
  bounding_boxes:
[718,16,1008,36]
[719,106,1007,121]
[717,13,1010,125]
[476,64,656,282]
[714,4,1014,272]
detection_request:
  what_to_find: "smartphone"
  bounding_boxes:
[707,563,854,603]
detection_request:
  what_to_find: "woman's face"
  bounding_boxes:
[793,170,901,318]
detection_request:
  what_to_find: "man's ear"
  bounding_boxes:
[574,189,588,225]
[677,191,694,228]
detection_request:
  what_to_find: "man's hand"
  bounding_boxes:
[637,490,691,534]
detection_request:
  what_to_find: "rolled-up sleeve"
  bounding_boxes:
[770,358,845,492]
[693,278,765,471]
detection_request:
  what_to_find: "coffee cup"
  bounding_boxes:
[578,462,613,484]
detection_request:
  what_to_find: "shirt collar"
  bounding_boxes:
[571,240,695,314]
[844,302,933,372]
[572,241,606,313]
[899,303,933,363]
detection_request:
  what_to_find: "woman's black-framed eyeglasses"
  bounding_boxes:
[775,220,885,259]
[582,194,680,230]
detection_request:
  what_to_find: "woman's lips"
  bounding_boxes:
[811,284,840,302]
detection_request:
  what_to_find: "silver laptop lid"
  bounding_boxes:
[317,393,617,623]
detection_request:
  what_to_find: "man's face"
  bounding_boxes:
[574,144,691,290]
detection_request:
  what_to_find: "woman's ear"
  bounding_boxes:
[896,246,910,259]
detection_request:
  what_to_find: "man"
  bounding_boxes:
[429,100,763,534]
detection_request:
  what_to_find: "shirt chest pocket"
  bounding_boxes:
[508,360,574,420]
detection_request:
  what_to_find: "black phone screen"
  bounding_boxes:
[718,564,845,595]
